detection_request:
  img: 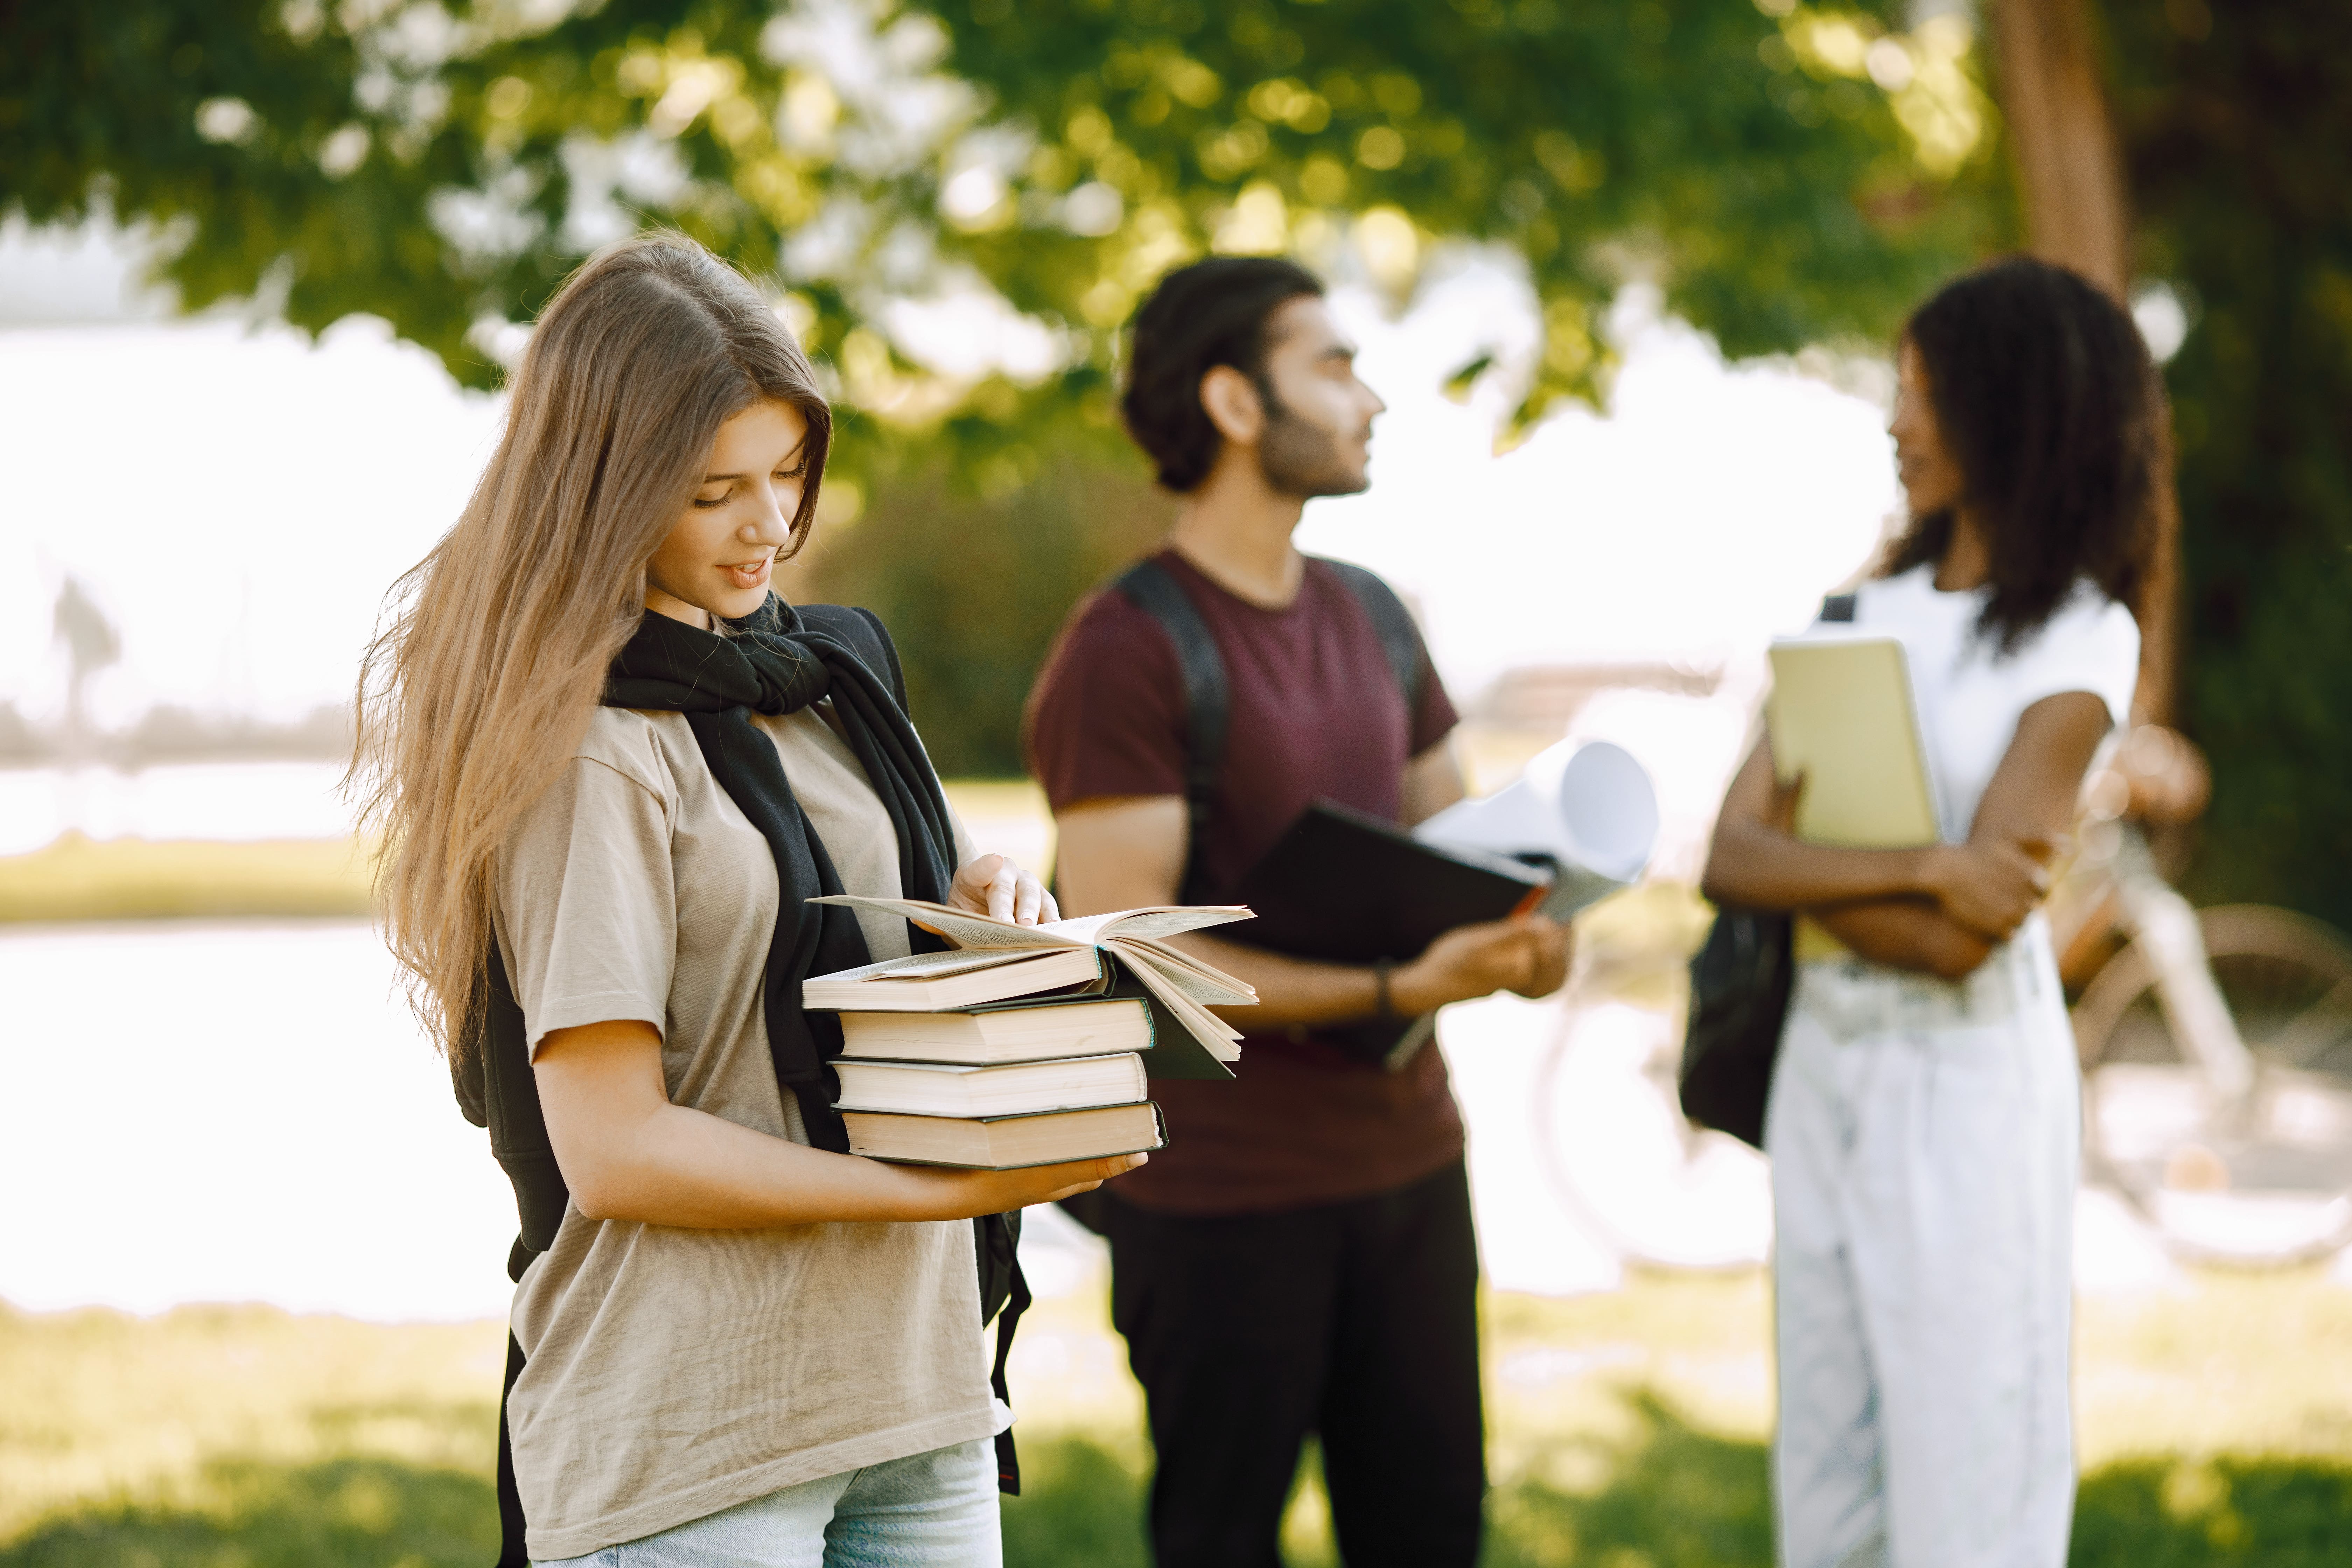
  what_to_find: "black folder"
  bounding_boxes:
[1230,799,1553,1065]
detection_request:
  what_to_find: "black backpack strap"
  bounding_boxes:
[1820,591,1858,624]
[1112,558,1228,903]
[493,1330,529,1567]
[987,1238,1033,1494]
[1316,556,1429,716]
[478,938,568,1568]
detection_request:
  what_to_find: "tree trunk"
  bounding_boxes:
[1989,0,2177,722]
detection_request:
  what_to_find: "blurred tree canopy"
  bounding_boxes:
[1,0,2001,775]
[2,0,1997,444]
[12,2,2345,936]
[2101,0,2352,930]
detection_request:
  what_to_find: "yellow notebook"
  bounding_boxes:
[1765,636,1942,963]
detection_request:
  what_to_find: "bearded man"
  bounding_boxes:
[1022,257,1569,1568]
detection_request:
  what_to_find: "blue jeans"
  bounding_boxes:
[536,1437,1002,1568]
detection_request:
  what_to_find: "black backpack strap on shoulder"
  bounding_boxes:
[800,602,910,712]
[1112,558,1228,902]
[1316,556,1428,714]
[1820,591,1858,624]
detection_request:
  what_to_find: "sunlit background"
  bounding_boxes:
[6,0,2351,1562]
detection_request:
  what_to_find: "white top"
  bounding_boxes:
[1842,564,2141,843]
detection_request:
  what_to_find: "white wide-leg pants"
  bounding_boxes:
[1766,918,2079,1568]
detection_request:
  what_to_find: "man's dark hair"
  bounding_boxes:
[1121,256,1325,492]
[1883,255,2164,649]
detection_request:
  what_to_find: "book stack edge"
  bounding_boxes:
[802,898,1255,1169]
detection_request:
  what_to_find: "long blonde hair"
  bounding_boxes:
[352,232,832,1060]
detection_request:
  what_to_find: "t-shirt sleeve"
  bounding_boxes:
[2011,590,2143,728]
[496,749,677,1057]
[1023,590,1191,812]
[1407,632,1460,758]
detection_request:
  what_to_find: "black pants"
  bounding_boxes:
[1105,1160,1485,1568]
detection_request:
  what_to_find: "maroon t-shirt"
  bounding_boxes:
[1023,550,1465,1216]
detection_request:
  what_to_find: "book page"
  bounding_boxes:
[810,895,1255,952]
[807,895,1078,951]
[1108,940,1245,1059]
[807,946,1039,986]
[1115,935,1259,1007]
[1076,905,1254,942]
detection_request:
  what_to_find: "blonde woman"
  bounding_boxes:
[355,233,1141,1566]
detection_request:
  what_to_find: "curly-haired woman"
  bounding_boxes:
[1703,257,2162,1567]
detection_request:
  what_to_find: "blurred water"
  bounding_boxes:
[0,918,2184,1321]
[0,762,354,854]
[0,919,515,1320]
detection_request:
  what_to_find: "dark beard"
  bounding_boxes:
[1255,383,1368,499]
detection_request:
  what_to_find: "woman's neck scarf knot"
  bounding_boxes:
[598,594,957,1150]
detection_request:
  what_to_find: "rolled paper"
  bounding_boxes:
[1413,739,1660,905]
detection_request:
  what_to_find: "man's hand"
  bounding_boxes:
[946,853,1059,925]
[1392,914,1572,1014]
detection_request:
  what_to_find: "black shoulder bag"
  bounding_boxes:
[1675,592,1856,1149]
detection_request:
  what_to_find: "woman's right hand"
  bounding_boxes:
[1921,840,2050,940]
[918,1152,1149,1218]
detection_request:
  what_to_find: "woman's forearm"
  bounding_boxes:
[1808,898,1994,981]
[568,1100,980,1227]
[1702,820,1942,913]
[534,1019,1129,1228]
[1704,741,1951,913]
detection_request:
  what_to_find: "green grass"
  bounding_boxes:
[0,1458,496,1568]
[0,834,378,923]
[7,1270,2350,1566]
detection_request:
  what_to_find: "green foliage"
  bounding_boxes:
[1,1,1996,434]
[933,0,2001,429]
[2105,1,2352,929]
[18,1,2342,931]
[787,443,1169,775]
[1,0,2007,797]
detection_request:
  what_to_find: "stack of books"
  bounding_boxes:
[802,897,1256,1169]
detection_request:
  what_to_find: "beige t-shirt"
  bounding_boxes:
[493,703,990,1561]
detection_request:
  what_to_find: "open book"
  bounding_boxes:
[806,897,1257,1066]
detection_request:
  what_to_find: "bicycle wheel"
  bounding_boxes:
[2073,904,2352,1264]
[1531,987,1774,1272]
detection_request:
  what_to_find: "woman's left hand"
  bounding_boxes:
[946,854,1060,926]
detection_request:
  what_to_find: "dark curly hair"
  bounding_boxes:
[1882,255,2164,650]
[1121,256,1324,493]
